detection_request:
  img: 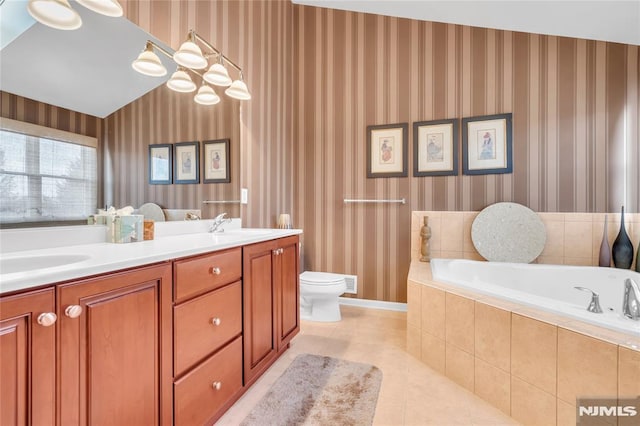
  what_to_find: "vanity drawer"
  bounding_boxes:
[174,281,242,376]
[174,336,243,426]
[174,247,241,301]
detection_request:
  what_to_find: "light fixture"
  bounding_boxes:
[203,61,232,87]
[225,78,252,100]
[173,31,208,70]
[194,85,221,106]
[131,42,167,77]
[132,32,251,105]
[76,0,123,17]
[27,0,82,30]
[166,69,196,93]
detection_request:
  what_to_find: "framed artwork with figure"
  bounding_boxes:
[366,123,408,178]
[174,141,199,184]
[148,144,172,184]
[203,139,230,183]
[413,118,458,177]
[462,113,513,175]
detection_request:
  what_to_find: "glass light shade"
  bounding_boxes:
[27,0,82,30]
[131,48,167,77]
[203,63,232,87]
[194,85,221,106]
[225,79,251,100]
[166,70,196,93]
[76,0,123,17]
[173,40,208,70]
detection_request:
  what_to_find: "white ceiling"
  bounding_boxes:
[0,0,173,118]
[292,0,640,46]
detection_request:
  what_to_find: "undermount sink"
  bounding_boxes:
[1,254,91,274]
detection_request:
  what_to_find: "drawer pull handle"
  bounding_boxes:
[37,312,57,327]
[65,305,83,319]
[212,267,221,275]
[212,381,222,390]
[273,248,284,256]
[211,317,221,326]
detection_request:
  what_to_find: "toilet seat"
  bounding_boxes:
[300,271,345,286]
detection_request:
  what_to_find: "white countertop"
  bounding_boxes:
[0,228,302,295]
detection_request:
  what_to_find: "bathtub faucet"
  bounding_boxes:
[573,287,603,314]
[622,278,640,321]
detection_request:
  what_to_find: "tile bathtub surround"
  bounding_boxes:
[407,261,640,426]
[411,211,640,269]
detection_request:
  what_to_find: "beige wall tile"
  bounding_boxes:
[429,215,443,253]
[619,346,640,398]
[474,358,510,416]
[440,212,464,252]
[463,251,484,261]
[556,398,576,426]
[421,332,445,375]
[563,257,594,266]
[541,221,565,257]
[565,213,594,222]
[445,343,474,392]
[511,376,556,426]
[475,302,511,372]
[407,324,421,359]
[539,213,566,222]
[537,255,564,265]
[407,280,422,327]
[463,212,478,252]
[511,314,557,395]
[421,285,446,339]
[564,221,593,258]
[440,250,465,259]
[557,328,618,404]
[445,292,475,354]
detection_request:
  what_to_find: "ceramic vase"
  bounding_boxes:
[598,215,611,267]
[636,240,640,272]
[612,206,634,269]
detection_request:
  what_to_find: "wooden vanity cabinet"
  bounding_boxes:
[243,235,300,385]
[57,263,173,426]
[0,288,56,426]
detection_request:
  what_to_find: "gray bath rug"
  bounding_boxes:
[240,354,383,426]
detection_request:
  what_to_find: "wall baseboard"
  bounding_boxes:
[338,297,407,312]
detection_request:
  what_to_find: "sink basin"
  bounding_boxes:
[1,254,91,274]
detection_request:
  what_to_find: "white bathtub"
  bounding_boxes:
[430,259,640,336]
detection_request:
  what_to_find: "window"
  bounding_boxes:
[0,118,97,225]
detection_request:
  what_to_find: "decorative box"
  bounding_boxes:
[108,215,144,243]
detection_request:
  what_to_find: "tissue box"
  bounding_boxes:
[108,215,143,243]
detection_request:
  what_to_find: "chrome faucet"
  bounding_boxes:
[623,278,640,320]
[574,287,603,313]
[209,212,231,233]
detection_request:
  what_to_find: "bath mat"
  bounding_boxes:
[240,354,383,426]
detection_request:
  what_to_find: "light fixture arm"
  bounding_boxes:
[191,31,243,76]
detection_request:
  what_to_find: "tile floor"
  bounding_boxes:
[217,305,520,425]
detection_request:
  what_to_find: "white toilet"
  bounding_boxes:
[299,271,347,322]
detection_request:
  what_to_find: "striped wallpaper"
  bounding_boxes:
[292,6,640,302]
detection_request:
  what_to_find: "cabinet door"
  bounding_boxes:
[0,288,56,426]
[58,263,172,426]
[275,236,300,350]
[242,240,278,385]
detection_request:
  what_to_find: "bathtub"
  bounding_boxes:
[430,259,640,337]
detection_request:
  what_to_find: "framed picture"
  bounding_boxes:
[148,144,172,184]
[462,113,513,175]
[366,123,408,178]
[413,118,459,176]
[174,141,199,184]
[202,139,231,183]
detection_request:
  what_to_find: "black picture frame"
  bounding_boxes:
[148,144,172,184]
[202,139,231,183]
[173,141,200,184]
[366,122,408,178]
[413,118,459,177]
[462,113,513,175]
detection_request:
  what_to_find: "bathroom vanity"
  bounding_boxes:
[0,228,301,425]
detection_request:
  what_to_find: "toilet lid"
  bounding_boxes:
[300,271,345,286]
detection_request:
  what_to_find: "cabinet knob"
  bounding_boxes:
[273,248,284,256]
[211,317,221,326]
[212,381,222,390]
[212,267,221,275]
[64,305,83,318]
[37,312,57,327]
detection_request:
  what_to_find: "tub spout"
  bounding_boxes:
[574,286,603,314]
[622,278,640,320]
